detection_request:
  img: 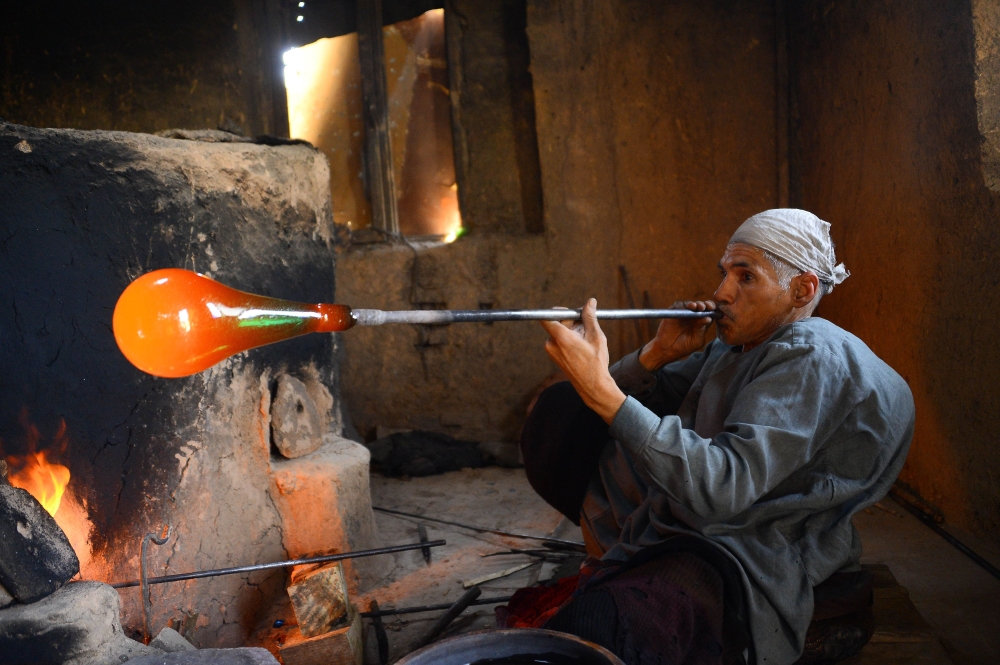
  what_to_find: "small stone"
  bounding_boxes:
[126,647,280,664]
[271,375,323,459]
[0,483,80,603]
[477,440,524,468]
[0,581,13,609]
[0,581,161,665]
[150,626,197,653]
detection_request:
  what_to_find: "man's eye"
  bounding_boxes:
[742,273,753,282]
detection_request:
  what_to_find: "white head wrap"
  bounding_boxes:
[729,208,849,288]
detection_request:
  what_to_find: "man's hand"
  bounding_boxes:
[638,300,716,371]
[540,299,627,424]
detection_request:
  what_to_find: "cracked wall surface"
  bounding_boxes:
[0,123,353,644]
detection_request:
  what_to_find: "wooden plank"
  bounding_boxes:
[356,0,399,234]
[279,607,363,665]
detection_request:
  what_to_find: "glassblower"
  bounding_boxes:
[113,268,720,378]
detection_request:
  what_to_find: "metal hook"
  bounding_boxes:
[140,525,172,644]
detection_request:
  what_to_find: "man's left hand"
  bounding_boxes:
[540,298,627,424]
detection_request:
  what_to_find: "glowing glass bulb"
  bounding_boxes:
[113,269,354,378]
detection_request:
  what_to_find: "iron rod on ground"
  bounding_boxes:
[370,599,390,665]
[416,586,483,648]
[353,308,721,326]
[109,540,446,589]
[373,506,585,551]
[888,489,1000,582]
[361,596,513,619]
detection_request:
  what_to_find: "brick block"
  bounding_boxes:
[288,561,349,638]
[278,607,362,665]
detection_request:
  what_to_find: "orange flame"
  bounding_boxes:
[3,412,72,517]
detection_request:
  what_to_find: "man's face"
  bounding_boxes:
[713,243,798,348]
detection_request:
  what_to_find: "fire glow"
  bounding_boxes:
[2,410,93,571]
[4,414,71,517]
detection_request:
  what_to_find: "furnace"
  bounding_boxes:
[0,122,381,650]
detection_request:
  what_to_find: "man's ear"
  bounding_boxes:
[792,272,820,308]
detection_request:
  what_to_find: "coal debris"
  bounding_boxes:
[0,484,79,603]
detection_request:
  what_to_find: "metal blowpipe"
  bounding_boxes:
[352,308,721,326]
[113,269,722,378]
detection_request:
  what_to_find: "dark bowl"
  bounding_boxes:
[396,628,625,665]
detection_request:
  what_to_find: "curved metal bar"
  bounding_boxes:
[141,525,173,643]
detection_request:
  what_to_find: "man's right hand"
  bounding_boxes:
[638,300,717,371]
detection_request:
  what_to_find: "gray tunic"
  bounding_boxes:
[588,317,914,665]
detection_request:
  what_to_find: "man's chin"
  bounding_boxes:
[716,324,739,347]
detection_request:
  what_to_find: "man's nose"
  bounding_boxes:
[714,276,736,304]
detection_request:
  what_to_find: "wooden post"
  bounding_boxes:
[356,0,400,235]
[775,0,791,208]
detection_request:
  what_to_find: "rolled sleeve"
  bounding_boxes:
[608,396,661,454]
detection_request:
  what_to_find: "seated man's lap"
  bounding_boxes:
[545,550,747,665]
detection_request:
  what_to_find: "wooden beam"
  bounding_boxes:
[356,0,400,234]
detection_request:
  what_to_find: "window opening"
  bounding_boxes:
[283,8,462,241]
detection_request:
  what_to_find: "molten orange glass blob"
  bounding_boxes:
[113,269,355,378]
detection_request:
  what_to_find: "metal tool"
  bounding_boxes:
[372,506,586,551]
[417,524,432,565]
[140,525,172,644]
[889,486,1000,582]
[462,560,541,588]
[361,595,513,619]
[353,307,720,326]
[113,268,720,379]
[369,599,390,665]
[416,586,483,648]
[111,540,445,589]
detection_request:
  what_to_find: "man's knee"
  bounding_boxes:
[520,381,610,523]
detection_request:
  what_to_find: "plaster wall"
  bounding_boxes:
[789,0,1000,542]
[338,0,779,442]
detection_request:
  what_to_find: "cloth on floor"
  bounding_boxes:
[498,538,750,665]
[495,574,579,629]
[366,430,488,477]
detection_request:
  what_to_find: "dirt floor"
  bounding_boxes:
[259,467,1000,664]
[852,496,1000,665]
[356,467,584,663]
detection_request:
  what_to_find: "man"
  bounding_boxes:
[523,209,914,665]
